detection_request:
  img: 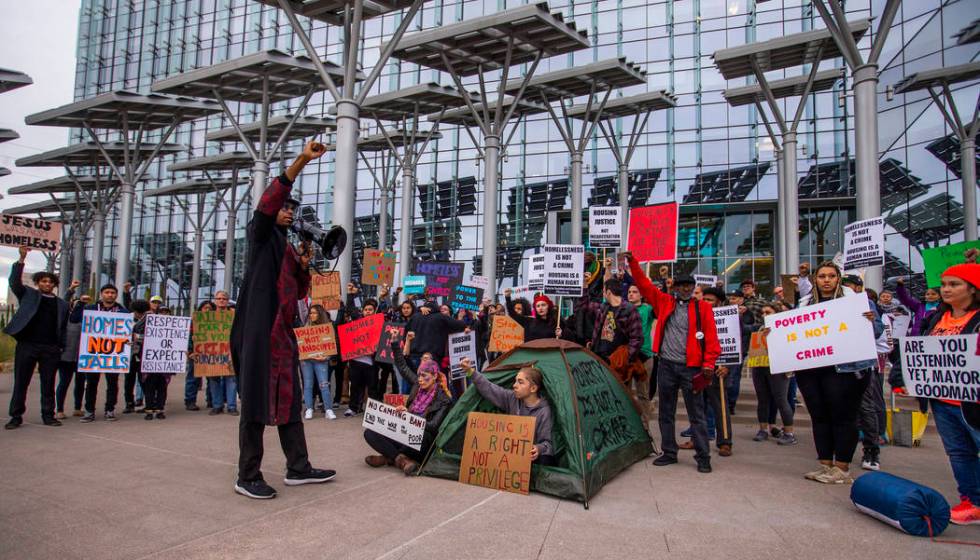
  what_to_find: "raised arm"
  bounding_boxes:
[392,336,417,386]
[625,252,672,309]
[469,369,518,411]
[503,292,530,328]
[251,141,326,242]
[9,247,29,300]
[895,280,924,316]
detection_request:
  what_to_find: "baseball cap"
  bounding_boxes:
[150,295,164,303]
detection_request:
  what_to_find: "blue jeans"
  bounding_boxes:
[932,400,980,504]
[184,362,201,405]
[209,376,237,411]
[301,360,332,411]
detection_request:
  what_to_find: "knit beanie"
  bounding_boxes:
[941,263,980,290]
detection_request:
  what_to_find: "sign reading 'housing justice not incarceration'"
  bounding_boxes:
[588,206,622,248]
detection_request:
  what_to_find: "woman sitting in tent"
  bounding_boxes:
[364,332,452,475]
[460,358,557,466]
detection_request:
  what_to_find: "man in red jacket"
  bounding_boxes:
[622,252,722,473]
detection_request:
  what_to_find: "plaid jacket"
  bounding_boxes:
[579,298,643,361]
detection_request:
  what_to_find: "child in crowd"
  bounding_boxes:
[462,358,556,466]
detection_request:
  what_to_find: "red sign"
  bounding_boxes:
[338,313,385,361]
[627,202,678,263]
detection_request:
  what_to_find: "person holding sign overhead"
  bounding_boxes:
[230,141,336,500]
[769,261,882,485]
[4,246,75,429]
[503,289,560,341]
[364,333,452,475]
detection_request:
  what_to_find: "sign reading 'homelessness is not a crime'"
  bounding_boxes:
[898,335,980,402]
[543,244,584,297]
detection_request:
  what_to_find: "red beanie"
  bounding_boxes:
[533,294,553,308]
[941,263,980,290]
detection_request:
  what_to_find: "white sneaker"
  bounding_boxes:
[325,409,337,420]
[344,408,355,417]
[304,408,313,420]
[861,459,881,471]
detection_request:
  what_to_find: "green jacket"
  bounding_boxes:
[636,302,654,359]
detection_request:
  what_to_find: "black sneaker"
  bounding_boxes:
[697,460,712,474]
[42,418,62,427]
[155,412,166,420]
[4,417,22,430]
[144,413,154,420]
[770,427,784,438]
[208,407,223,416]
[284,468,337,486]
[653,455,678,467]
[227,410,239,416]
[235,479,277,500]
[122,404,135,414]
[186,403,200,411]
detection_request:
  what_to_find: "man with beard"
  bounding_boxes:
[231,141,335,499]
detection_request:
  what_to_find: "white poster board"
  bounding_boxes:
[588,206,622,248]
[469,275,490,291]
[529,255,545,290]
[898,335,980,402]
[140,314,192,374]
[763,295,877,374]
[712,305,742,366]
[543,244,584,297]
[448,331,478,380]
[77,310,135,374]
[843,217,885,270]
[694,274,718,287]
[362,398,426,450]
[887,312,912,339]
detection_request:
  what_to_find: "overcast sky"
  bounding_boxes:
[0,1,81,295]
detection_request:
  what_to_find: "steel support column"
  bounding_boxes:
[853,63,881,287]
[482,135,501,289]
[570,151,584,244]
[782,133,799,275]
[962,137,978,241]
[333,99,361,289]
[399,165,415,282]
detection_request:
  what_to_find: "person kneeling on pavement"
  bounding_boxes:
[364,332,452,475]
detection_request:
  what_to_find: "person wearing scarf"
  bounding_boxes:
[364,332,452,475]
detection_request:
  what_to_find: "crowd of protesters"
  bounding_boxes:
[4,239,979,524]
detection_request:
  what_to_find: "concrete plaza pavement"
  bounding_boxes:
[0,373,977,560]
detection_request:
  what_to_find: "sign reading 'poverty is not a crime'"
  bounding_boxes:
[712,305,742,366]
[192,310,234,377]
[763,295,877,374]
[140,314,192,374]
[843,217,885,270]
[588,206,622,248]
[543,244,584,297]
[458,411,536,495]
[898,335,980,402]
[0,214,62,252]
[78,310,135,374]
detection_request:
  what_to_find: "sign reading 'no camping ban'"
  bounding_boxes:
[543,244,584,297]
[588,206,622,248]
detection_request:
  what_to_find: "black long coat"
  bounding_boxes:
[231,175,309,426]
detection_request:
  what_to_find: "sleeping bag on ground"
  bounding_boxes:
[850,471,950,537]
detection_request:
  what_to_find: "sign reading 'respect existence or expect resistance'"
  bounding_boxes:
[77,310,135,374]
[763,295,877,374]
[458,411,536,495]
[140,314,192,375]
[843,217,885,270]
[543,244,584,297]
[0,214,62,252]
[898,335,980,402]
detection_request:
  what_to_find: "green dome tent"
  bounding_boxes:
[419,339,653,507]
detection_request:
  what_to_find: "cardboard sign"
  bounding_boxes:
[780,274,799,303]
[384,393,407,407]
[763,295,877,374]
[746,331,769,368]
[694,274,717,287]
[922,240,980,288]
[140,314,191,374]
[310,271,342,310]
[0,214,62,252]
[77,310,135,374]
[448,331,478,380]
[192,310,235,377]
[413,261,464,298]
[843,217,885,270]
[450,284,484,312]
[489,315,524,353]
[362,249,396,286]
[528,255,545,290]
[362,398,426,450]
[458,411,536,495]
[294,323,338,360]
[403,275,426,295]
[627,202,678,262]
[374,321,406,364]
[898,335,980,402]
[469,275,490,291]
[588,206,622,248]
[543,244,584,297]
[712,305,742,366]
[511,285,535,300]
[338,313,385,361]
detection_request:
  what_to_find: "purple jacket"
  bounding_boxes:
[895,284,937,336]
